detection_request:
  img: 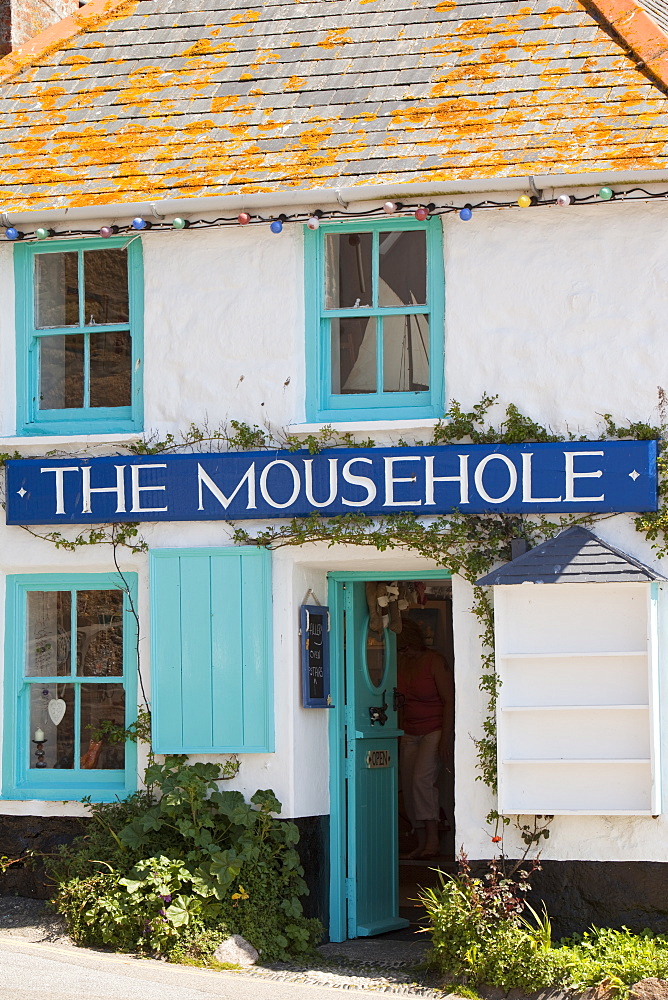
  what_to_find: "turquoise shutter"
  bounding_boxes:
[150,547,273,753]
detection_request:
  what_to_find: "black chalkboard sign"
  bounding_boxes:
[300,605,332,708]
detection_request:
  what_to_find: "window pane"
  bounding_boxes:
[383,314,430,392]
[34,252,79,329]
[325,232,372,309]
[26,592,71,677]
[84,249,129,325]
[81,684,125,770]
[379,230,427,307]
[39,334,84,409]
[331,316,376,394]
[90,330,132,408]
[29,683,74,769]
[77,590,124,677]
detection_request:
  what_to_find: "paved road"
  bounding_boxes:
[0,936,381,1000]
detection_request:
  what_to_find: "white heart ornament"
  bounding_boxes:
[48,698,66,726]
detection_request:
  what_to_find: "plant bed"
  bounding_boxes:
[46,755,322,965]
[421,855,668,998]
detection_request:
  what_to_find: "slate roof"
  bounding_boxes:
[475,525,665,585]
[2,0,668,212]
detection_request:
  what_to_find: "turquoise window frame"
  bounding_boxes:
[2,573,138,802]
[14,236,144,436]
[304,217,445,422]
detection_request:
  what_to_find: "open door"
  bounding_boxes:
[344,581,409,938]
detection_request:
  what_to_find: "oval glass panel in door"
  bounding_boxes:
[365,622,388,689]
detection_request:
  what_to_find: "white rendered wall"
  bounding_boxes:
[1,200,668,862]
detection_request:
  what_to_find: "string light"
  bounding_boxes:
[3,185,666,242]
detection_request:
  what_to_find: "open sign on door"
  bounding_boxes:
[366,749,391,768]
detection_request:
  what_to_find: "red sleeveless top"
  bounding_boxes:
[397,651,444,735]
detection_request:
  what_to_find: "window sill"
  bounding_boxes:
[289,418,443,436]
[0,432,142,450]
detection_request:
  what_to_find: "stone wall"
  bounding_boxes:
[0,814,88,898]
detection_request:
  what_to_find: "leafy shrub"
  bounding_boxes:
[422,853,668,997]
[47,755,322,962]
[420,853,572,991]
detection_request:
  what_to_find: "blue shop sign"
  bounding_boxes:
[5,440,657,525]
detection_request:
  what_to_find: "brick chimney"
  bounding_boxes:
[0,0,79,55]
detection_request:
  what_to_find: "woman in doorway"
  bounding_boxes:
[397,618,454,859]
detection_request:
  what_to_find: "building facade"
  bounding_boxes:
[1,0,668,939]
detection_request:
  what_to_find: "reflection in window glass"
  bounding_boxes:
[77,590,124,677]
[30,683,74,769]
[34,253,79,329]
[383,315,430,392]
[366,625,385,688]
[84,249,129,325]
[80,684,125,770]
[26,592,71,677]
[378,230,426,306]
[325,233,372,309]
[90,331,132,407]
[331,317,376,394]
[39,334,85,410]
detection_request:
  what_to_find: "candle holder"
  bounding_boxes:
[32,739,47,768]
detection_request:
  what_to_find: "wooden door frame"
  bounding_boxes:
[327,569,452,942]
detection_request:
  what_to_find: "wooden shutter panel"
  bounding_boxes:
[150,547,273,753]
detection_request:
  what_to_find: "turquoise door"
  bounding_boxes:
[344,581,409,938]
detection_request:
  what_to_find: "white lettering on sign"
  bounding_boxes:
[41,467,79,515]
[384,456,422,506]
[474,453,518,504]
[366,749,391,769]
[564,451,604,502]
[304,458,338,507]
[341,457,377,506]
[259,460,301,508]
[81,464,127,514]
[424,453,469,505]
[130,464,168,513]
[521,453,562,503]
[197,462,257,511]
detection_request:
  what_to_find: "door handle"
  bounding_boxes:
[369,689,388,726]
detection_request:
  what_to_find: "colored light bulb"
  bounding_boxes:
[307,216,320,230]
[599,186,614,201]
[132,217,148,230]
[414,206,429,221]
[6,227,21,240]
[459,205,473,221]
[172,217,189,229]
[35,227,54,239]
[517,195,532,208]
[99,225,118,237]
[238,212,251,225]
[556,194,573,207]
[270,219,283,233]
[383,201,398,214]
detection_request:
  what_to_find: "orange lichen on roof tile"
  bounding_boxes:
[284,74,307,89]
[228,9,261,23]
[318,28,353,48]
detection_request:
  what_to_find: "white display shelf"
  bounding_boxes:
[501,705,648,712]
[499,651,647,659]
[503,758,651,765]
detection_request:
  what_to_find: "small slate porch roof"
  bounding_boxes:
[475,526,665,586]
